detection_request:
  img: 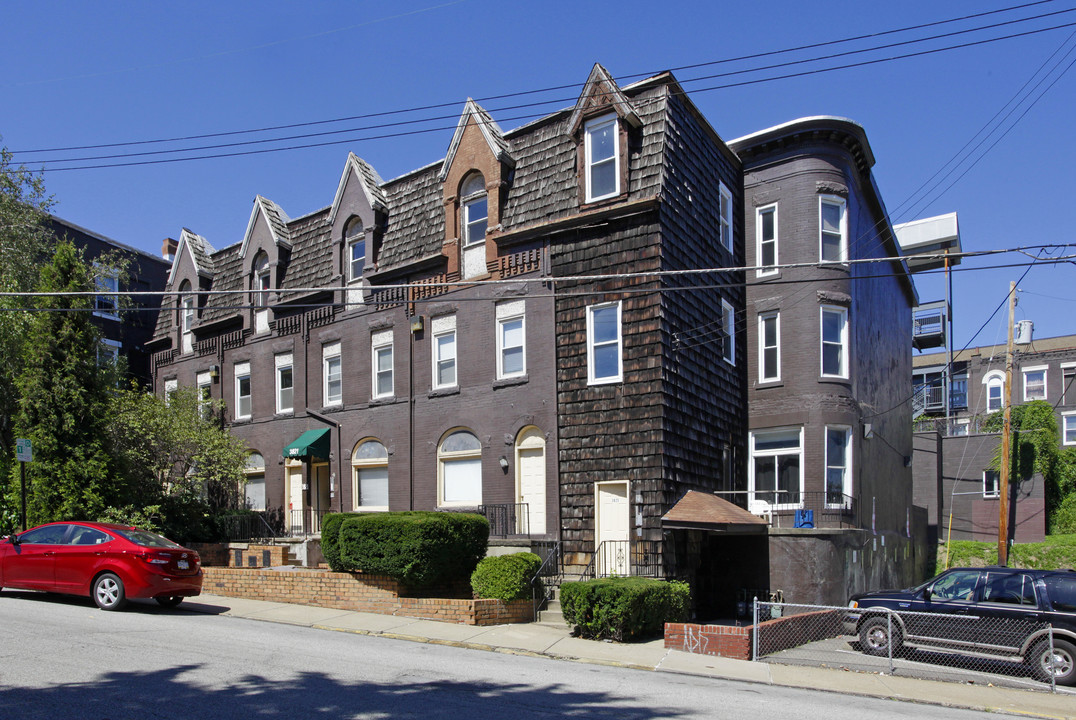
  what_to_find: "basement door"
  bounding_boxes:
[595,481,629,576]
[516,427,546,535]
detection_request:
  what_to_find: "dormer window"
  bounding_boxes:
[461,173,487,279]
[346,218,365,282]
[584,114,619,202]
[254,252,270,307]
[179,280,194,354]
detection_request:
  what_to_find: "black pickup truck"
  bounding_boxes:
[844,566,1076,685]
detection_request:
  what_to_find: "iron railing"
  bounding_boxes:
[478,503,530,538]
[288,508,326,536]
[715,491,858,529]
[530,540,563,620]
[217,511,284,541]
[580,540,662,581]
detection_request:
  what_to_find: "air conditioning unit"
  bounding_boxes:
[1014,320,1034,345]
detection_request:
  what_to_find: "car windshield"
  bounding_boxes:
[111,528,183,549]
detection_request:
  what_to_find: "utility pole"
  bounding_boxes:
[998,281,1016,567]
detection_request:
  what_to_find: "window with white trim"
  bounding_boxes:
[587,302,622,384]
[164,378,178,406]
[819,196,847,262]
[952,418,970,436]
[322,343,342,406]
[757,204,777,276]
[496,300,525,379]
[749,427,803,511]
[820,305,848,378]
[721,300,735,365]
[983,469,1000,499]
[438,429,482,506]
[197,371,212,419]
[179,280,195,355]
[372,329,393,398]
[584,115,619,202]
[98,338,121,367]
[718,182,733,252]
[825,426,852,505]
[432,315,457,389]
[275,353,294,414]
[234,362,251,420]
[94,269,119,320]
[254,253,270,307]
[759,311,780,382]
[461,173,487,280]
[1023,365,1047,402]
[346,218,365,282]
[1063,413,1076,446]
[353,439,389,510]
[244,452,266,511]
[984,370,1005,412]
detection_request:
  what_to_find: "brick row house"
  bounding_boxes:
[148,66,924,613]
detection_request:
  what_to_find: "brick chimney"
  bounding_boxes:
[162,237,178,262]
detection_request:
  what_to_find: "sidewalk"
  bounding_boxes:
[184,593,1075,720]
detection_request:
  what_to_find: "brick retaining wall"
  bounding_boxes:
[201,566,533,626]
[665,609,844,660]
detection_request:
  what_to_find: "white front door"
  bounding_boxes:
[596,482,629,576]
[285,462,304,532]
[516,428,546,535]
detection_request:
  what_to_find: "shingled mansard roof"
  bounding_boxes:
[152,66,684,346]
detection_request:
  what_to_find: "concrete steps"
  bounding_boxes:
[535,585,568,627]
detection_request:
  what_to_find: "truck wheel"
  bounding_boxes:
[1031,639,1076,686]
[859,616,902,656]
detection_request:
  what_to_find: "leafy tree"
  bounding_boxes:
[108,384,249,541]
[0,144,54,475]
[984,400,1076,532]
[7,240,120,526]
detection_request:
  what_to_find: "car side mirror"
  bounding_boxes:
[7,534,19,546]
[923,585,932,602]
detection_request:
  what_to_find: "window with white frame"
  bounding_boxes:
[496,300,525,379]
[1023,365,1047,402]
[254,253,270,307]
[94,269,119,320]
[197,371,212,418]
[234,362,251,419]
[244,452,266,511]
[757,204,777,276]
[275,353,294,414]
[346,218,365,282]
[461,173,488,279]
[323,342,342,406]
[749,427,803,511]
[432,315,457,389]
[98,338,121,367]
[438,429,482,506]
[179,280,195,355]
[353,439,389,510]
[587,302,622,384]
[759,311,780,382]
[984,370,1005,412]
[983,469,1001,499]
[952,418,970,436]
[584,115,619,202]
[721,300,735,365]
[819,196,847,262]
[825,426,852,505]
[1063,364,1076,405]
[1064,413,1076,446]
[718,182,733,252]
[372,329,393,398]
[164,378,178,406]
[820,305,848,378]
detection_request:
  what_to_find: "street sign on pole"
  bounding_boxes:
[16,438,32,463]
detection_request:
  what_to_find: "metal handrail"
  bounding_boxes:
[530,540,562,621]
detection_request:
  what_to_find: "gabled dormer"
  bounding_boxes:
[567,64,641,206]
[167,228,216,354]
[329,153,387,304]
[239,196,293,333]
[440,99,515,280]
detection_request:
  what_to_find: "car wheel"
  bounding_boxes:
[859,616,902,656]
[155,596,183,608]
[1031,638,1076,686]
[92,573,128,611]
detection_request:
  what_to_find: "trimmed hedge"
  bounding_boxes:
[471,552,542,601]
[560,577,690,642]
[320,512,347,572]
[335,511,489,587]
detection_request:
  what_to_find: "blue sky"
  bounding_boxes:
[2,0,1074,349]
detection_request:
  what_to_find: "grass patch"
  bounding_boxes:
[937,534,1076,574]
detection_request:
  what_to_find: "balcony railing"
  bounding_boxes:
[478,503,530,538]
[580,540,662,580]
[717,491,859,529]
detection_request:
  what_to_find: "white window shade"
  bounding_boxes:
[442,458,481,504]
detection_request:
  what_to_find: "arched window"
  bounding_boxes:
[179,279,194,354]
[983,370,1005,412]
[244,452,266,511]
[460,173,487,279]
[438,429,482,506]
[345,218,365,282]
[352,439,388,510]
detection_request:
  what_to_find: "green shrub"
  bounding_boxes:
[937,534,1076,574]
[337,511,489,587]
[320,512,347,571]
[560,577,690,642]
[470,552,542,601]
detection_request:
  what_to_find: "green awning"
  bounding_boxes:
[283,428,331,461]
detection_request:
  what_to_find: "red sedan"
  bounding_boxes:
[0,521,202,610]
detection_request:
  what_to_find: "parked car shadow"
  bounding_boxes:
[0,589,228,615]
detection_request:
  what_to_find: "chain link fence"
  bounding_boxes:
[752,601,1072,693]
